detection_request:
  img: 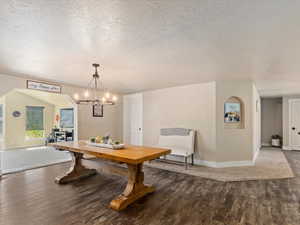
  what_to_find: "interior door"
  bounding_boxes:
[290,100,300,149]
[123,93,143,146]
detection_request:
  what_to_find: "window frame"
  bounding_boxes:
[0,104,3,140]
[25,106,45,139]
[59,108,74,129]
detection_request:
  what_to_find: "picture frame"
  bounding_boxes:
[93,104,103,117]
[224,102,241,123]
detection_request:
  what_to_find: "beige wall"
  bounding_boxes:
[0,74,123,145]
[3,91,54,149]
[261,98,282,145]
[138,80,258,164]
[215,81,254,162]
[143,82,217,161]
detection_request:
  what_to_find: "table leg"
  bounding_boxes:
[110,163,155,211]
[55,151,97,184]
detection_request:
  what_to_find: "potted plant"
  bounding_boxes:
[271,135,281,147]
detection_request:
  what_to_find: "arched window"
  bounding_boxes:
[224,96,244,129]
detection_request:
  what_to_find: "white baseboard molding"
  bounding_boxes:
[2,158,71,175]
[162,154,255,168]
[253,148,260,163]
[261,143,271,147]
[194,159,254,168]
[282,146,293,150]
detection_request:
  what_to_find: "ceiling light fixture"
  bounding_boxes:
[73,63,117,105]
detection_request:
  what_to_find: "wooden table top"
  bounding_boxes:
[50,141,171,164]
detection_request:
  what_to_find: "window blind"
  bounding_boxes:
[26,106,44,130]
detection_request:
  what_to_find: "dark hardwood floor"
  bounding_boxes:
[1,151,300,225]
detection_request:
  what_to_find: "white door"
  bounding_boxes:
[289,99,300,149]
[123,93,143,145]
[0,104,3,176]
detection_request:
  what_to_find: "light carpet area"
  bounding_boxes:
[1,146,71,174]
[145,148,295,182]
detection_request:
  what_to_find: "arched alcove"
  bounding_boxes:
[224,96,245,129]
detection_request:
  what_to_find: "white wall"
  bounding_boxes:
[142,82,217,161]
[261,98,282,145]
[0,74,123,144]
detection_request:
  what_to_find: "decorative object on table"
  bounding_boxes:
[89,135,124,149]
[271,135,281,147]
[72,63,118,106]
[93,104,103,117]
[224,102,241,123]
[27,80,61,93]
[12,110,21,117]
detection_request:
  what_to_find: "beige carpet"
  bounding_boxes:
[144,148,295,182]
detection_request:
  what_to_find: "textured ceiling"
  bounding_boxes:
[1,0,300,94]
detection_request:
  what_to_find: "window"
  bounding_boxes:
[26,106,45,138]
[0,104,3,139]
[60,108,74,128]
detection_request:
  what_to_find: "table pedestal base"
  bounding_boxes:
[55,152,97,184]
[110,163,155,211]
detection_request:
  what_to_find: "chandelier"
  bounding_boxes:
[73,63,117,105]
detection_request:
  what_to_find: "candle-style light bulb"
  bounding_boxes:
[74,93,79,100]
[102,97,106,103]
[105,92,110,98]
[84,90,89,98]
[112,95,117,102]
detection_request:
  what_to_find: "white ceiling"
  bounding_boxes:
[1,0,300,95]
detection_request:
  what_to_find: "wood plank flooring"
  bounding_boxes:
[1,151,300,225]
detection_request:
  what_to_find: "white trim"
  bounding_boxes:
[2,158,71,175]
[261,142,271,147]
[65,94,78,142]
[163,153,255,168]
[282,145,292,150]
[253,148,260,163]
[194,159,254,168]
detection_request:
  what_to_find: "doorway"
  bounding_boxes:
[0,88,77,174]
[261,98,283,147]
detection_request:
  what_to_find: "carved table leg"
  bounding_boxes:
[110,163,155,211]
[55,151,97,184]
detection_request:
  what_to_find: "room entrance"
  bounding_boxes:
[0,88,77,174]
[261,97,283,148]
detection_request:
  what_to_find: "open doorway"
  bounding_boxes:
[0,88,77,174]
[261,97,283,148]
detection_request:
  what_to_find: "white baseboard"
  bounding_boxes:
[261,142,271,147]
[162,153,255,168]
[253,148,260,163]
[282,146,292,150]
[2,158,71,175]
[194,159,254,168]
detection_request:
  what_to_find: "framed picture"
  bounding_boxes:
[93,104,103,117]
[224,102,241,123]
